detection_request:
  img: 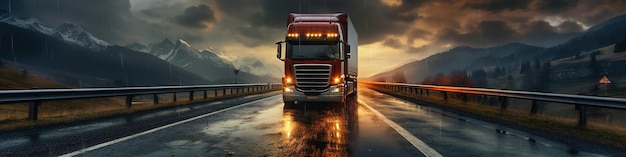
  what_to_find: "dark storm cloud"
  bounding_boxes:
[437,20,518,47]
[465,0,531,13]
[175,4,216,29]
[383,38,404,48]
[215,0,426,45]
[557,20,584,33]
[524,21,557,34]
[0,0,168,45]
[1,0,625,54]
[407,28,431,44]
[535,0,580,13]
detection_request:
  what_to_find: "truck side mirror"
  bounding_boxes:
[276,41,284,61]
[346,45,351,59]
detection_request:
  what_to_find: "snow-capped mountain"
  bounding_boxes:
[127,39,278,83]
[0,15,210,87]
[0,10,54,35]
[53,23,109,51]
[198,47,282,77]
[134,38,233,69]
[125,42,147,52]
[128,39,237,81]
[0,10,109,51]
[234,57,282,78]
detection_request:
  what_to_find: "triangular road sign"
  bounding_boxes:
[599,76,611,84]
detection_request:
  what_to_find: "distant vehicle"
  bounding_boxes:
[275,13,358,104]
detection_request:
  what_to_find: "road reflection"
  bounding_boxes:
[281,96,358,156]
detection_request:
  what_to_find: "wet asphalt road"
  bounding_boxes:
[0,88,618,156]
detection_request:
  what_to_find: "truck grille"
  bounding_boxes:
[294,64,331,92]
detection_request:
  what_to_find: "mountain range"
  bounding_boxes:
[369,13,626,85]
[0,11,108,52]
[369,43,546,83]
[0,9,279,87]
[126,38,277,84]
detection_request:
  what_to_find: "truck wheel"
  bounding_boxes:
[283,101,296,109]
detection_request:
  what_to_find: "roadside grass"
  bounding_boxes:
[0,64,281,132]
[0,89,279,132]
[547,76,626,98]
[0,66,71,90]
[361,84,626,149]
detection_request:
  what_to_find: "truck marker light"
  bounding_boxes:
[305,33,324,38]
[287,33,299,38]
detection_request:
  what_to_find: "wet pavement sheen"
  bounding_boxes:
[0,89,615,156]
[77,94,421,156]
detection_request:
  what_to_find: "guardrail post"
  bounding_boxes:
[173,93,177,102]
[223,89,226,96]
[29,101,40,121]
[126,95,133,109]
[153,94,159,105]
[189,91,194,101]
[499,96,508,111]
[442,91,448,101]
[214,90,218,97]
[204,90,208,99]
[577,105,587,127]
[530,100,538,114]
[426,89,429,96]
[462,93,468,103]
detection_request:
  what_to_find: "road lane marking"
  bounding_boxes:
[60,95,280,157]
[358,99,443,157]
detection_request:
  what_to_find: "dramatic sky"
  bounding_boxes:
[2,0,626,77]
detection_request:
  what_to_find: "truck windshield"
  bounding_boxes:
[287,42,339,60]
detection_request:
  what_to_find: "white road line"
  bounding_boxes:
[358,99,443,157]
[60,95,280,157]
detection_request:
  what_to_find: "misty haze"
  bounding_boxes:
[1,0,626,156]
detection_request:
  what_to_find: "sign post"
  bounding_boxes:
[599,76,611,96]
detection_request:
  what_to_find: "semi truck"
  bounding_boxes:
[275,13,358,104]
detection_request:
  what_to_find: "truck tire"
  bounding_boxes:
[283,101,297,109]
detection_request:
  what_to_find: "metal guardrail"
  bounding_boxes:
[0,83,282,121]
[361,81,626,126]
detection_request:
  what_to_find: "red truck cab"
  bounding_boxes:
[276,13,358,104]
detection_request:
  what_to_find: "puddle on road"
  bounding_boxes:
[40,120,123,140]
[199,101,285,156]
[203,119,243,136]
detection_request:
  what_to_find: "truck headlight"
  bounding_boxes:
[332,87,341,93]
[331,86,343,93]
[284,87,294,92]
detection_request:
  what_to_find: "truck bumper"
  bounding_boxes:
[282,85,344,103]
